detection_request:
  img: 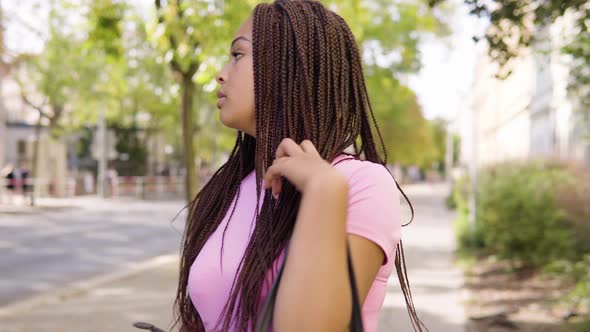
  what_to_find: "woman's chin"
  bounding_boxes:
[219,111,235,129]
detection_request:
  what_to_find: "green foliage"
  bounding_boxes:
[331,0,452,167]
[453,206,486,252]
[569,319,590,332]
[545,255,590,312]
[455,161,590,308]
[16,0,456,176]
[328,0,452,73]
[430,119,447,167]
[76,127,94,160]
[88,0,126,60]
[16,2,92,134]
[112,124,147,176]
[553,163,590,260]
[117,16,180,132]
[76,4,180,139]
[365,65,438,167]
[429,0,588,76]
[447,172,470,209]
[451,174,486,251]
[476,162,577,267]
[430,0,590,127]
[151,0,255,79]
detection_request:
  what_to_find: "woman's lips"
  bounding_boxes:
[216,96,226,108]
[216,90,227,108]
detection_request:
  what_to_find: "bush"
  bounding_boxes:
[454,160,590,311]
[453,208,485,252]
[453,160,590,268]
[554,163,590,254]
[451,173,486,255]
[475,161,578,267]
[545,255,590,312]
[446,174,470,210]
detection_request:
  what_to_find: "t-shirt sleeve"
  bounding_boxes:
[343,162,402,265]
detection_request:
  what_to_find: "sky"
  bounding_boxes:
[3,0,488,123]
[406,0,487,122]
[2,1,49,56]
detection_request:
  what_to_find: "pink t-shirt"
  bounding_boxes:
[188,154,402,331]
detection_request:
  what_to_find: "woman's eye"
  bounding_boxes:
[231,52,243,60]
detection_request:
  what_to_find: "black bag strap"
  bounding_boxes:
[255,242,364,331]
[347,242,364,331]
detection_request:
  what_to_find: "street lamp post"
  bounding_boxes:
[469,104,478,232]
[445,120,454,183]
[97,106,107,198]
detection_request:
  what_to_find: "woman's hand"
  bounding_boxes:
[262,138,346,198]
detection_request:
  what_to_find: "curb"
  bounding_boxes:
[0,253,179,319]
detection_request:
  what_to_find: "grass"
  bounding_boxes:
[567,318,590,332]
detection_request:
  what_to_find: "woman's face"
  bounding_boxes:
[215,17,256,137]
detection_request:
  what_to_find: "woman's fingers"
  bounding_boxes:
[275,138,303,159]
[272,177,281,198]
[268,157,287,195]
[263,158,286,190]
[299,139,319,156]
[264,139,320,199]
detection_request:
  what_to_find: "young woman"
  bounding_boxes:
[174,1,426,331]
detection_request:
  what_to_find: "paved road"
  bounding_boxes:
[0,197,186,307]
[0,184,467,332]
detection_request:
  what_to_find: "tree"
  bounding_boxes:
[150,0,452,190]
[429,0,589,124]
[113,15,180,176]
[428,118,460,174]
[330,0,451,73]
[332,0,452,165]
[364,65,433,167]
[15,2,93,205]
[151,0,255,203]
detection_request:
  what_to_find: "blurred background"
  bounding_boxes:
[0,0,588,331]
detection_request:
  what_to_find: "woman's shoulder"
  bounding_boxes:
[331,154,395,185]
[331,154,402,266]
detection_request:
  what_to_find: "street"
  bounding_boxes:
[0,184,467,332]
[0,197,185,307]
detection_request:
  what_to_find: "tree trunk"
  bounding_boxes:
[181,74,198,204]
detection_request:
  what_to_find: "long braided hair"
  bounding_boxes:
[174,1,427,331]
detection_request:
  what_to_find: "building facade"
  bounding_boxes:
[0,69,69,197]
[459,13,590,168]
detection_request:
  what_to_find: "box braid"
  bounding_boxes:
[173,1,426,331]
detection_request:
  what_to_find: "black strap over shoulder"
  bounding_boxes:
[255,242,364,331]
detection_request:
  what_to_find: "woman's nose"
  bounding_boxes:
[216,69,226,84]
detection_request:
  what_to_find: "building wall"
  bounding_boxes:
[1,69,69,197]
[37,135,68,197]
[460,12,589,168]
[549,14,590,165]
[0,81,6,170]
[4,124,34,166]
[466,49,535,167]
[3,123,68,197]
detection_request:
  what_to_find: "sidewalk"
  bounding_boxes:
[0,255,181,332]
[378,183,467,332]
[0,183,466,332]
[0,195,133,214]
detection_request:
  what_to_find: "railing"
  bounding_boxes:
[0,175,189,201]
[115,176,185,200]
